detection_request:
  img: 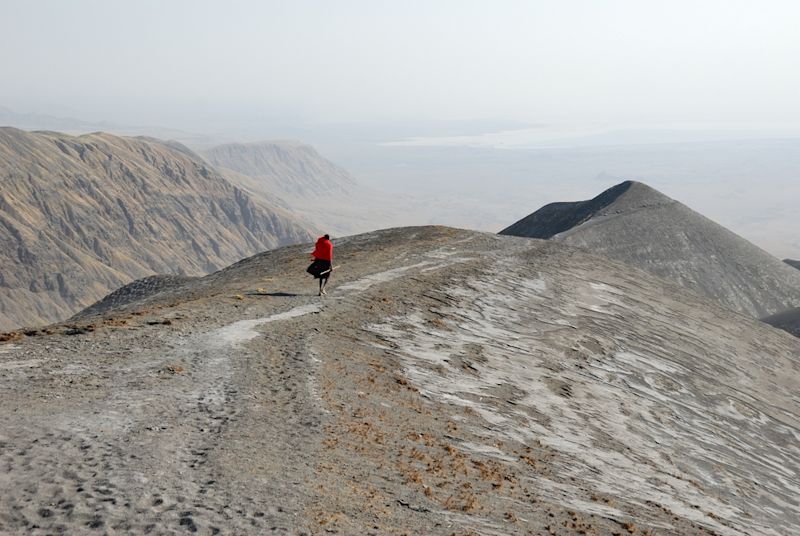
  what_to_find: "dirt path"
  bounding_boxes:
[0,229,480,535]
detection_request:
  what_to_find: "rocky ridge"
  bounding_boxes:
[500,180,800,319]
[1,226,798,535]
[0,127,314,331]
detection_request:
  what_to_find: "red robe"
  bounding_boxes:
[312,237,333,261]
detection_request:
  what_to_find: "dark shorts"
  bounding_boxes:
[307,259,332,279]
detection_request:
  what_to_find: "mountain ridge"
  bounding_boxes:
[202,140,357,199]
[1,226,798,534]
[0,127,314,330]
[500,181,800,319]
[202,141,417,236]
[501,181,675,239]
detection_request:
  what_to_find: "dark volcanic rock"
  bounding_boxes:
[74,275,196,320]
[785,259,800,270]
[499,181,667,239]
[0,127,314,330]
[501,181,800,318]
[762,307,800,337]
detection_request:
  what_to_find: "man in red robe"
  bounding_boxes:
[307,234,333,295]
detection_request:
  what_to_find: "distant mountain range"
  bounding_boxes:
[202,141,413,236]
[0,127,314,330]
[203,141,357,199]
[0,105,113,132]
[0,105,218,147]
[500,180,800,319]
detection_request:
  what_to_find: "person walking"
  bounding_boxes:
[307,234,333,295]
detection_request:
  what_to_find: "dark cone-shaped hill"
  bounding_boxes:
[2,226,798,534]
[0,127,314,331]
[785,259,800,271]
[501,181,800,318]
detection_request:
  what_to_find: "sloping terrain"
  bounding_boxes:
[0,127,314,331]
[785,259,800,270]
[500,181,800,318]
[1,226,798,535]
[202,141,414,236]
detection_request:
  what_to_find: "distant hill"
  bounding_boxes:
[202,141,410,236]
[500,180,800,318]
[203,141,356,199]
[0,128,314,330]
[0,105,218,147]
[0,105,112,132]
[785,259,800,270]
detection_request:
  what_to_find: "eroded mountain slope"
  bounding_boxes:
[202,141,415,236]
[501,181,800,318]
[0,128,314,330]
[202,141,357,198]
[1,227,799,535]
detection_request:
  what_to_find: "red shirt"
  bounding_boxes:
[312,237,333,261]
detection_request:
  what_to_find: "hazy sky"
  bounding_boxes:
[2,0,800,130]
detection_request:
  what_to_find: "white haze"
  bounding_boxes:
[3,0,800,127]
[1,0,799,258]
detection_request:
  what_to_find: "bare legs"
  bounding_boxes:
[319,276,329,295]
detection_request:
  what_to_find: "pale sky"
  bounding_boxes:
[2,0,800,130]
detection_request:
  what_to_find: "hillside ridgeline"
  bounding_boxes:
[501,181,800,319]
[1,227,798,534]
[202,141,413,236]
[0,127,314,330]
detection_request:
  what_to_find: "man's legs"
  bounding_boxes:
[320,275,329,295]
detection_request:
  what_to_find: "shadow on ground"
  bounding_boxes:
[246,291,302,297]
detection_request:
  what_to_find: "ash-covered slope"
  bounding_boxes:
[501,181,800,318]
[2,227,799,535]
[0,127,313,331]
[202,141,412,236]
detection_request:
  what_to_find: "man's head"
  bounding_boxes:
[324,234,330,240]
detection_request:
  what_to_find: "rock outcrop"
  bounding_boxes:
[500,181,800,318]
[785,259,800,270]
[1,227,798,534]
[0,127,314,330]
